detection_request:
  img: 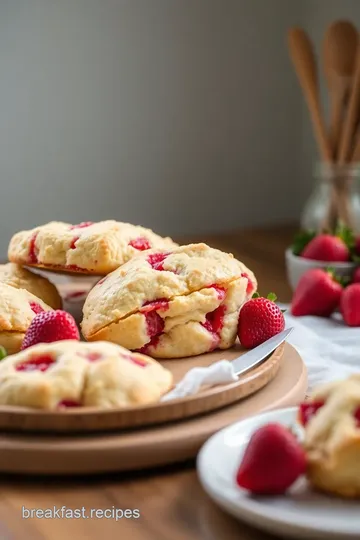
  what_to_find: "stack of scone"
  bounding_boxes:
[0,219,257,410]
[4,220,177,353]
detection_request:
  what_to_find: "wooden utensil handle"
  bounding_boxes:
[338,47,360,163]
[306,90,332,161]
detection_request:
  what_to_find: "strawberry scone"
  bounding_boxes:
[81,243,257,358]
[8,220,177,275]
[0,283,53,354]
[0,341,172,409]
[299,375,360,498]
[0,263,62,309]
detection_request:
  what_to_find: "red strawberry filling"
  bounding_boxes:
[70,222,93,230]
[83,352,103,362]
[30,302,45,315]
[70,236,79,249]
[136,335,161,355]
[300,401,360,428]
[299,400,325,426]
[145,311,165,337]
[140,299,169,313]
[122,353,148,367]
[201,285,227,350]
[206,284,226,301]
[65,290,87,301]
[241,272,255,295]
[135,311,165,354]
[129,237,152,251]
[203,305,226,334]
[355,407,360,427]
[147,252,171,271]
[16,354,55,372]
[29,233,39,263]
[58,400,81,408]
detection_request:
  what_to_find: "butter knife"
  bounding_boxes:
[232,327,293,376]
[161,328,294,401]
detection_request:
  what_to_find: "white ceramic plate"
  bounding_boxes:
[197,407,360,540]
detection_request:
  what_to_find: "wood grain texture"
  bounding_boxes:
[0,224,298,539]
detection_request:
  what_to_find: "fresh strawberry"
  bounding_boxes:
[238,293,285,349]
[301,234,349,262]
[353,267,360,283]
[340,283,360,326]
[21,310,80,350]
[236,423,307,495]
[291,268,342,316]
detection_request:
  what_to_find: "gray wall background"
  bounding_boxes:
[0,0,358,255]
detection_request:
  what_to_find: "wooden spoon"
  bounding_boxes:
[338,44,360,164]
[288,27,332,162]
[323,20,358,159]
[288,27,335,230]
[352,130,360,161]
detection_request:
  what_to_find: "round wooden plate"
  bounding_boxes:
[0,344,306,475]
[0,343,284,433]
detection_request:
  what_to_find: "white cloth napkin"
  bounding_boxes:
[281,305,360,391]
[161,360,239,401]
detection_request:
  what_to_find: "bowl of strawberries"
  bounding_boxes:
[285,225,358,291]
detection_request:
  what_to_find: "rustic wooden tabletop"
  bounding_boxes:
[0,224,296,540]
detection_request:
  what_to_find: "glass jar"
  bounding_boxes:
[300,163,360,232]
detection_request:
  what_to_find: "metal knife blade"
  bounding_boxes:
[232,327,294,377]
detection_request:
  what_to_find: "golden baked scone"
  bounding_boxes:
[301,375,360,498]
[81,243,257,358]
[0,263,62,309]
[8,220,177,275]
[0,283,53,354]
[0,340,172,409]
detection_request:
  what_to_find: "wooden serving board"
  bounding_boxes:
[0,343,284,433]
[0,276,285,433]
[0,344,306,475]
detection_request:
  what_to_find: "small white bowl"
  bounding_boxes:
[285,248,357,291]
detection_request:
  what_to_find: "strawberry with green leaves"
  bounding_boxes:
[238,293,285,349]
[291,268,343,317]
[292,224,358,262]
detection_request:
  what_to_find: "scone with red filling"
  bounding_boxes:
[0,263,62,309]
[0,340,172,409]
[81,243,257,358]
[0,283,53,354]
[300,375,360,498]
[8,220,177,275]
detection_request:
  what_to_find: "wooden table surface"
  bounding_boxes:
[0,224,296,540]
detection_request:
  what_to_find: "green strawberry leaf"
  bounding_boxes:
[350,252,360,263]
[252,291,278,302]
[291,230,316,256]
[335,222,355,250]
[325,266,348,287]
[0,346,7,361]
